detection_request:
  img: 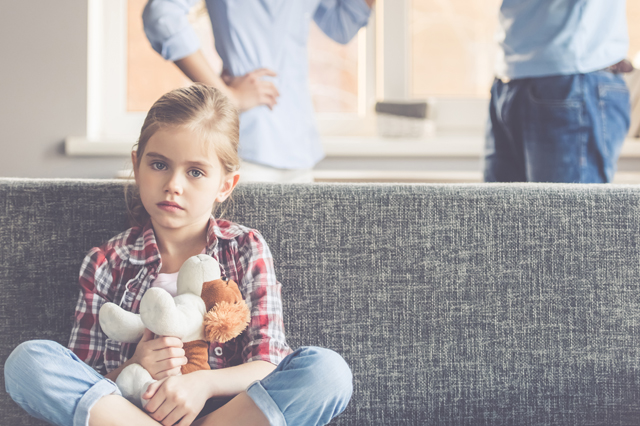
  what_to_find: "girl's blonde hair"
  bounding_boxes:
[126,83,240,227]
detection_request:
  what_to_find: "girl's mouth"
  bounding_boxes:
[157,201,184,211]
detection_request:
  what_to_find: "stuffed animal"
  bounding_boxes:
[98,254,250,407]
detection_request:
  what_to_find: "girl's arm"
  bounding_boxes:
[194,360,276,397]
[68,247,115,375]
[237,229,292,367]
[141,360,275,426]
[144,359,275,401]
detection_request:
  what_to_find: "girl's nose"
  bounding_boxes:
[164,173,184,194]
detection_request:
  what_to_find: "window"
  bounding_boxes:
[81,0,640,147]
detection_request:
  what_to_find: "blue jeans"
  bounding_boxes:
[5,341,352,426]
[484,70,630,183]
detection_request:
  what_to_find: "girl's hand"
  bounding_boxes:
[131,329,187,380]
[226,68,280,112]
[142,372,210,426]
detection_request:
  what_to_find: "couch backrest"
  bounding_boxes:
[1,179,640,425]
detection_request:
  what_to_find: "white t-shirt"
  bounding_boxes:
[151,271,179,297]
[152,248,208,296]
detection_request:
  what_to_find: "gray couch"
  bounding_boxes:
[1,178,640,425]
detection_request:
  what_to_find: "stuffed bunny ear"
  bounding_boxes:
[203,301,251,343]
[177,254,221,296]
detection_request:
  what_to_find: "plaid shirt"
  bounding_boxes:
[68,217,291,375]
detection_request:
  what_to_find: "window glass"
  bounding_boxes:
[410,0,501,99]
[308,22,359,114]
[411,0,640,100]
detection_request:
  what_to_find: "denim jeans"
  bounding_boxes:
[5,341,352,426]
[484,70,631,183]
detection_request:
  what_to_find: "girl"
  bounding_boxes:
[4,84,352,426]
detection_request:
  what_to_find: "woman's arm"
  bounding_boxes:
[314,0,374,45]
[143,0,278,112]
[175,52,280,112]
[173,51,232,96]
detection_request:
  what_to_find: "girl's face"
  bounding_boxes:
[132,126,238,233]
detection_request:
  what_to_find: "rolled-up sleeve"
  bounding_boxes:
[313,0,372,45]
[142,0,202,61]
[237,230,291,365]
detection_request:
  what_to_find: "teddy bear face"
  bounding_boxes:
[201,278,250,344]
[201,278,244,311]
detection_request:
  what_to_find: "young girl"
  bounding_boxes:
[4,84,352,426]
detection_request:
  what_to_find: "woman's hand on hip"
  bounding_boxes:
[226,68,280,112]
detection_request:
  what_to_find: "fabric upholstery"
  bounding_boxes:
[1,178,639,425]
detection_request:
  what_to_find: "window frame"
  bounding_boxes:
[87,0,146,141]
[378,0,488,132]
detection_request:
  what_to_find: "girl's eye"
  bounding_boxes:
[188,169,204,178]
[151,162,167,171]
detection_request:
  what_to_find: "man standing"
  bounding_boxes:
[143,0,374,182]
[485,0,632,183]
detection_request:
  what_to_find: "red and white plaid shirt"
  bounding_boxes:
[68,217,291,375]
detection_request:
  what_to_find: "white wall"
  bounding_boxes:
[0,1,128,178]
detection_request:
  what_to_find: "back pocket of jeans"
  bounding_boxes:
[597,81,630,158]
[528,75,582,107]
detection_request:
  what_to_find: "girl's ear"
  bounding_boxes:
[216,172,240,203]
[131,151,139,184]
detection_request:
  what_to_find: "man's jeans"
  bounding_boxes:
[484,70,631,183]
[5,340,352,426]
